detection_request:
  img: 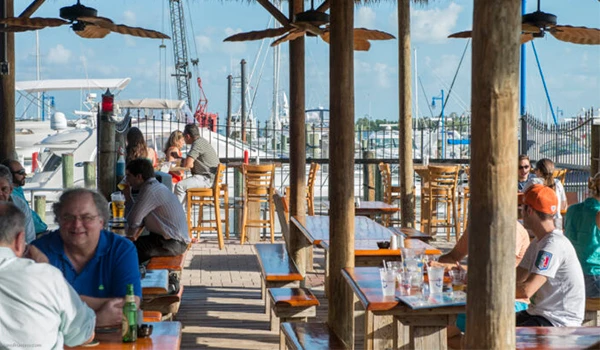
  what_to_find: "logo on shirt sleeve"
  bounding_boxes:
[535,250,552,271]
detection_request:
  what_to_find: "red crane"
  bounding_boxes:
[192,60,218,132]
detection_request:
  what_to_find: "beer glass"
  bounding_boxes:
[109,192,126,221]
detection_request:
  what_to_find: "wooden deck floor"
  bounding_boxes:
[175,236,453,349]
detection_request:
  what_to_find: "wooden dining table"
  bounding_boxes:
[342,267,464,350]
[321,200,400,219]
[66,321,182,350]
[515,326,600,350]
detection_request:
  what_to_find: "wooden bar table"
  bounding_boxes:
[516,327,600,350]
[67,321,182,350]
[322,200,400,220]
[342,267,464,350]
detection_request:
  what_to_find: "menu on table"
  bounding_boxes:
[397,291,466,309]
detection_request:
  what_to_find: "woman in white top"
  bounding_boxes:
[534,158,567,229]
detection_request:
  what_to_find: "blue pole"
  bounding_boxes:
[441,90,445,157]
[520,0,527,116]
[531,41,558,125]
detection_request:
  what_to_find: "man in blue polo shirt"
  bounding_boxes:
[32,188,141,327]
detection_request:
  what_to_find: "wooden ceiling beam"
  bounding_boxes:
[256,0,290,26]
[19,0,46,18]
[316,0,330,13]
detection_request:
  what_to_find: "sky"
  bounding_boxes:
[13,0,600,126]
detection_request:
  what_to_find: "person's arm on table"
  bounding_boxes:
[516,273,547,298]
[438,227,468,264]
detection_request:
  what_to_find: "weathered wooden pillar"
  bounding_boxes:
[288,0,308,277]
[0,0,15,162]
[592,119,599,176]
[466,0,520,349]
[328,0,355,347]
[34,195,45,222]
[363,150,375,201]
[62,153,74,188]
[398,0,415,228]
[84,161,96,189]
[98,113,116,199]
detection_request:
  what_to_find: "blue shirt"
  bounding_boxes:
[565,197,600,275]
[32,229,142,298]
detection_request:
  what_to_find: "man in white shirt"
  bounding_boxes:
[0,202,96,348]
[516,184,585,327]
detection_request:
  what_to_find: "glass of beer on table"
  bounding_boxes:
[109,191,126,221]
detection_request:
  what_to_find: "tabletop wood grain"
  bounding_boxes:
[268,287,320,308]
[291,215,395,246]
[66,322,182,350]
[254,244,303,282]
[515,327,600,350]
[322,200,400,216]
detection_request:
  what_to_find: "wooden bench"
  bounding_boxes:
[141,269,169,296]
[389,227,433,243]
[516,326,600,350]
[254,243,304,314]
[142,310,163,323]
[280,322,348,350]
[268,287,319,331]
[147,252,187,272]
[583,297,600,326]
[141,284,184,320]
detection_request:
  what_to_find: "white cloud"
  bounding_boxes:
[411,3,463,43]
[196,35,212,53]
[221,28,247,55]
[374,62,393,88]
[124,36,137,48]
[123,11,136,25]
[47,45,71,65]
[356,7,376,29]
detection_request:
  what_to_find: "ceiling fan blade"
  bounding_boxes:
[0,17,67,28]
[0,26,45,33]
[354,28,395,41]
[75,24,110,39]
[290,22,323,36]
[550,25,600,45]
[521,33,534,44]
[354,39,371,51]
[522,23,541,33]
[271,29,307,47]
[448,30,472,39]
[316,0,331,13]
[224,26,291,42]
[78,16,170,39]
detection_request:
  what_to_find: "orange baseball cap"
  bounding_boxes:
[522,184,558,215]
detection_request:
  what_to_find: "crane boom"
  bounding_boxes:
[169,0,193,109]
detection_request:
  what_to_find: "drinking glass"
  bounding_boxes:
[379,268,396,296]
[449,269,467,292]
[386,261,403,274]
[427,266,445,295]
[398,271,412,295]
[109,191,126,221]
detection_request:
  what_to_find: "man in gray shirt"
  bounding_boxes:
[174,123,219,205]
[125,159,190,263]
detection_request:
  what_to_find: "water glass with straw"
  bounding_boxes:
[379,262,396,296]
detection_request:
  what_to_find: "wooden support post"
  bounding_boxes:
[592,120,599,176]
[234,168,243,237]
[0,0,15,162]
[98,112,116,199]
[398,0,415,228]
[62,153,74,188]
[465,0,520,349]
[84,161,96,189]
[375,166,383,201]
[288,0,308,280]
[34,195,45,222]
[328,0,355,347]
[363,151,375,201]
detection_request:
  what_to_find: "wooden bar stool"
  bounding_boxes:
[186,163,226,249]
[241,163,276,244]
[427,165,460,241]
[378,162,401,227]
[306,162,319,216]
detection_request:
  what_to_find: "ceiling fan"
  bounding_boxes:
[223,0,395,51]
[448,0,600,45]
[0,0,169,40]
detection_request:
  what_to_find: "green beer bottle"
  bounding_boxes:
[122,283,138,342]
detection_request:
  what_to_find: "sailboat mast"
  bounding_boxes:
[414,48,418,120]
[36,30,40,120]
[271,0,282,133]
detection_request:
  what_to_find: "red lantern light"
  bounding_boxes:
[101,89,114,114]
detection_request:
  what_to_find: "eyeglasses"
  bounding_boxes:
[60,214,99,224]
[12,169,26,175]
[518,166,530,170]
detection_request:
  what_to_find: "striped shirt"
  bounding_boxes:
[127,178,190,243]
[188,136,219,180]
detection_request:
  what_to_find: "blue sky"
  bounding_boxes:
[13,0,600,125]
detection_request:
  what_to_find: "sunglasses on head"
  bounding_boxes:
[12,169,26,175]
